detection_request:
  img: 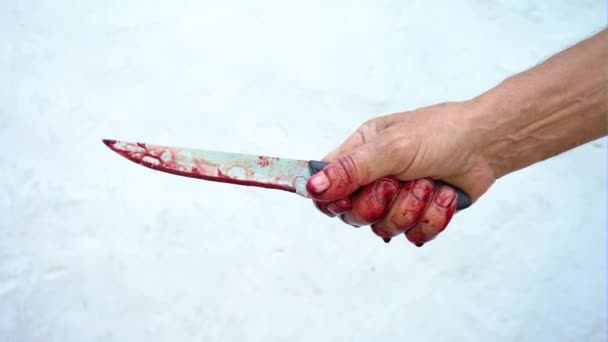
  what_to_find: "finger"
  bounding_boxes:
[440,169,495,204]
[371,178,434,241]
[322,117,391,162]
[405,186,458,247]
[306,139,407,201]
[322,132,366,162]
[341,177,400,226]
[326,198,353,216]
[313,197,353,217]
[313,200,335,217]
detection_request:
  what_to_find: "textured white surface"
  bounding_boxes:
[1,1,606,341]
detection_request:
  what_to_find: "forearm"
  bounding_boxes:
[471,28,608,178]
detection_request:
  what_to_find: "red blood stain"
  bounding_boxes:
[257,155,281,167]
[445,204,456,226]
[370,179,434,239]
[326,198,353,215]
[405,227,426,246]
[103,140,296,192]
[405,193,457,246]
[371,224,395,239]
[435,187,456,207]
[390,182,431,230]
[342,176,399,226]
[305,156,361,199]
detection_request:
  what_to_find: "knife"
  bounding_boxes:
[102,139,472,210]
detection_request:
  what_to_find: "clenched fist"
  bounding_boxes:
[306,101,496,246]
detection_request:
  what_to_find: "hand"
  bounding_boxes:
[306,100,496,246]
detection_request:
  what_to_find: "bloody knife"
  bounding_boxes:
[102,139,472,210]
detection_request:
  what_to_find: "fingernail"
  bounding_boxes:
[383,237,391,243]
[327,198,351,215]
[412,178,433,202]
[339,214,361,228]
[307,172,330,195]
[435,187,456,208]
[314,200,336,217]
[375,179,400,204]
[326,203,340,215]
[415,242,424,247]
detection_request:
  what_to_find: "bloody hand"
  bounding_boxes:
[306,101,497,247]
[310,177,458,246]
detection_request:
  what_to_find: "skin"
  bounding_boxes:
[306,27,608,247]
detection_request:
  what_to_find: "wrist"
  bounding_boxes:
[465,29,608,180]
[464,79,521,179]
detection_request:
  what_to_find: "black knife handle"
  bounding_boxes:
[308,160,472,210]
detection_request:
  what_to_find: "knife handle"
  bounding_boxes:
[308,160,472,210]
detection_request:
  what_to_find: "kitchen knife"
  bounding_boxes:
[102,139,472,210]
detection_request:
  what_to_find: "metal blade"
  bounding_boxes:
[102,139,312,197]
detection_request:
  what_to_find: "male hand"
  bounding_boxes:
[306,101,496,246]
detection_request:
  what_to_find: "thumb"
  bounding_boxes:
[306,141,402,201]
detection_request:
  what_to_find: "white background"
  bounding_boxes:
[1,1,606,341]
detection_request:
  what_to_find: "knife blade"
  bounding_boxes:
[102,139,472,209]
[102,139,316,197]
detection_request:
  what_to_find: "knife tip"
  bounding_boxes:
[102,139,117,147]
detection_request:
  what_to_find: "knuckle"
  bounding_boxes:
[388,184,428,232]
[356,117,385,143]
[335,153,361,185]
[360,118,377,131]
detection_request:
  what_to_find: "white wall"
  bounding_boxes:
[1,1,606,341]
